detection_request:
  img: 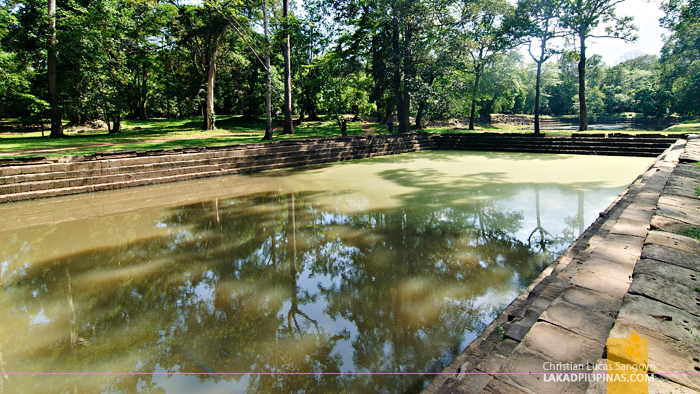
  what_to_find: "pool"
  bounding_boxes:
[0,151,653,393]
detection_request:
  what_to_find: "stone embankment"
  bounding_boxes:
[0,134,431,203]
[423,135,700,394]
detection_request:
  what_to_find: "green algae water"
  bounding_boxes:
[0,151,653,394]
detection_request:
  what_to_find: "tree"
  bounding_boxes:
[172,1,231,130]
[515,0,563,133]
[458,0,521,130]
[660,0,700,115]
[260,0,274,140]
[47,0,62,137]
[560,0,637,130]
[281,0,294,134]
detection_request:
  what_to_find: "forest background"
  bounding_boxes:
[0,0,698,143]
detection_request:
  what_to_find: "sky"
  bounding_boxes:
[585,0,669,65]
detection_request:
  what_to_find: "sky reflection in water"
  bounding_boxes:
[0,151,653,393]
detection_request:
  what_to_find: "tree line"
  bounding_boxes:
[0,0,697,138]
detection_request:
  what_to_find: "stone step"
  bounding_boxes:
[0,134,432,176]
[0,144,429,202]
[0,139,432,186]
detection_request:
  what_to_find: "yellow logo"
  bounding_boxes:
[606,331,650,394]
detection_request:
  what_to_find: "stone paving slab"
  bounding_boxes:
[615,293,700,343]
[538,298,615,342]
[641,243,700,272]
[651,214,699,233]
[608,318,700,391]
[628,273,700,317]
[644,231,700,255]
[494,345,590,394]
[634,259,700,290]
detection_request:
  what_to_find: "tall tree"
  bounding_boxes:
[173,1,231,130]
[560,0,637,130]
[514,0,563,133]
[281,0,294,134]
[459,0,521,130]
[660,0,700,115]
[260,0,273,140]
[47,0,62,137]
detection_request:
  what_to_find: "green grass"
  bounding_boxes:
[0,116,394,159]
[679,227,700,241]
[665,117,700,133]
[0,114,696,159]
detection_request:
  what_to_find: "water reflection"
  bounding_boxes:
[0,151,652,393]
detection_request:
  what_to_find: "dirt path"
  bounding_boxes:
[360,122,374,136]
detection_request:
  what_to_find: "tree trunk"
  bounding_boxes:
[383,99,395,123]
[534,60,543,134]
[415,99,426,129]
[415,74,434,129]
[48,0,63,138]
[111,113,121,134]
[399,23,412,134]
[281,0,294,135]
[261,0,274,141]
[204,47,218,130]
[391,0,402,131]
[578,32,588,131]
[469,69,482,130]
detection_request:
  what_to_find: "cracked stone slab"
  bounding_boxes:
[650,214,697,233]
[659,195,700,211]
[648,376,700,394]
[608,319,700,391]
[575,256,635,283]
[672,163,700,177]
[482,379,529,394]
[477,353,509,374]
[538,299,615,343]
[615,293,700,343]
[569,271,630,299]
[583,358,607,394]
[520,322,604,365]
[558,285,622,316]
[645,231,700,255]
[628,273,700,317]
[587,238,642,266]
[618,202,657,223]
[457,373,492,394]
[633,259,700,291]
[655,206,700,227]
[634,190,662,205]
[641,244,700,272]
[495,345,589,394]
[608,217,650,238]
[664,184,700,199]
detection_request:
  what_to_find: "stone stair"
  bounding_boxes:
[0,133,433,203]
[431,133,681,157]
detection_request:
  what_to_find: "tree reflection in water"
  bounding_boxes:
[0,163,629,394]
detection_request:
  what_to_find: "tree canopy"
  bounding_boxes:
[0,0,695,137]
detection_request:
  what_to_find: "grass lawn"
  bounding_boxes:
[0,116,394,158]
[0,115,696,159]
[665,120,700,133]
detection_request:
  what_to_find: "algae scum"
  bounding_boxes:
[0,151,652,393]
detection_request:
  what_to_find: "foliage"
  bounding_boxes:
[660,0,700,115]
[0,0,697,138]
